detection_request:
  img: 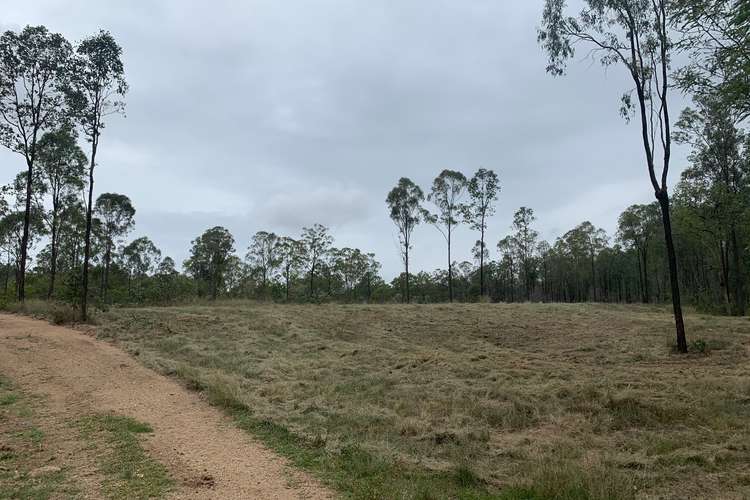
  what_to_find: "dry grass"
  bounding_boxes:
[94,302,750,499]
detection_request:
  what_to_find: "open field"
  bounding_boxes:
[89,302,750,499]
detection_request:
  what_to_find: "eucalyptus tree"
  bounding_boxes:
[512,207,539,301]
[617,203,661,303]
[36,127,86,298]
[277,236,305,301]
[672,0,750,120]
[674,98,748,314]
[364,252,381,302]
[246,231,280,294]
[424,169,467,302]
[65,30,127,320]
[537,240,552,302]
[562,222,608,302]
[334,247,369,299]
[0,26,72,301]
[463,168,500,297]
[386,177,424,303]
[539,0,689,351]
[184,226,235,300]
[94,193,135,300]
[122,236,161,299]
[301,223,333,298]
[497,235,517,302]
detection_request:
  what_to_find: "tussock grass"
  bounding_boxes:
[95,302,750,498]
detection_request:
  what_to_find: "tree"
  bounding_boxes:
[512,207,539,301]
[618,203,661,303]
[364,253,381,303]
[184,226,235,300]
[497,235,517,302]
[66,30,127,321]
[539,0,689,351]
[386,178,424,303]
[246,231,280,295]
[424,169,467,302]
[334,247,369,299]
[672,0,750,120]
[277,236,305,301]
[122,236,161,299]
[95,193,135,301]
[36,126,86,298]
[301,224,333,298]
[463,168,500,297]
[674,97,748,314]
[0,26,72,301]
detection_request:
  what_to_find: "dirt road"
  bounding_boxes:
[0,313,332,499]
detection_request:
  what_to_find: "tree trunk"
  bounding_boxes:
[3,252,9,295]
[642,246,650,303]
[729,226,746,316]
[47,218,58,300]
[405,243,410,304]
[285,266,290,301]
[447,226,453,303]
[309,261,315,297]
[81,138,98,322]
[590,254,597,302]
[103,245,112,303]
[635,248,646,304]
[479,222,485,296]
[657,192,687,352]
[719,240,732,314]
[18,159,34,302]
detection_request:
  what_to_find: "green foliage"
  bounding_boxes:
[184,226,235,300]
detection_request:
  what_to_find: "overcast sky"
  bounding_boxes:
[2,1,691,279]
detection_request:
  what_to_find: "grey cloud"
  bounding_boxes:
[1,1,691,278]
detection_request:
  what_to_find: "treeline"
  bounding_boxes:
[1,0,749,319]
[384,114,748,314]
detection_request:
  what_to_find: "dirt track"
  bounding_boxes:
[0,313,332,499]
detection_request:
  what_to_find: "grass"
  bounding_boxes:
[78,414,172,499]
[0,375,79,499]
[85,302,750,498]
[0,298,91,325]
[1,372,171,500]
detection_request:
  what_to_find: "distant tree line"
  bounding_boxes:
[0,1,747,323]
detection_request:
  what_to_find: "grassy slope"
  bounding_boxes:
[95,302,750,499]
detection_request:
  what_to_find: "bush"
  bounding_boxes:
[689,339,709,354]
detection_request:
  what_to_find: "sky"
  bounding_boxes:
[1,1,691,279]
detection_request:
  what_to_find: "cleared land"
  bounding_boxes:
[0,313,331,499]
[84,302,750,499]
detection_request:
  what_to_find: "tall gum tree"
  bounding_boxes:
[424,169,467,302]
[0,26,71,301]
[386,177,424,304]
[65,30,127,321]
[94,193,135,301]
[301,224,332,298]
[539,0,689,352]
[463,168,500,298]
[36,126,86,298]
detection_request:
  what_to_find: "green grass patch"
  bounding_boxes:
[78,414,172,499]
[0,468,72,500]
[230,404,496,499]
[0,373,79,499]
[0,393,19,406]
